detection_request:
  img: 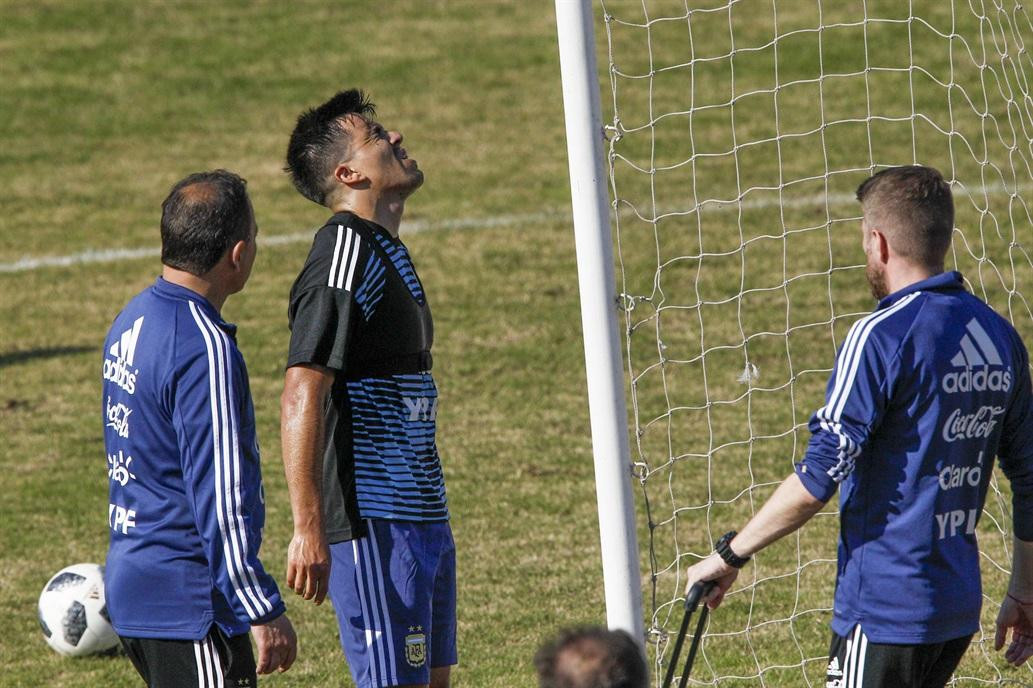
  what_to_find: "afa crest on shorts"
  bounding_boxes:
[405,632,426,667]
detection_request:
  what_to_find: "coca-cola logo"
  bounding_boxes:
[941,405,1005,442]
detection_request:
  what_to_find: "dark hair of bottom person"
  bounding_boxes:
[855,164,954,268]
[160,169,252,276]
[534,626,648,688]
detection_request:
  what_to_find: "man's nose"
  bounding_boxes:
[389,130,403,145]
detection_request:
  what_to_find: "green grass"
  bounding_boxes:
[1,1,1032,686]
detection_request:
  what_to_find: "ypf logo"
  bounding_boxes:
[941,318,1012,394]
[103,316,144,394]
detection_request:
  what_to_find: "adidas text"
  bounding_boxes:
[941,367,1011,394]
[103,358,138,394]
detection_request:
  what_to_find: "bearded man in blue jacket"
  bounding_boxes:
[686,165,1033,687]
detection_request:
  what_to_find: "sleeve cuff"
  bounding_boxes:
[249,599,287,627]
[285,351,343,372]
[795,461,838,502]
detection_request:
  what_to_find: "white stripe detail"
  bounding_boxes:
[830,293,921,421]
[188,302,258,619]
[846,625,860,687]
[855,629,868,688]
[188,303,275,618]
[204,310,276,615]
[344,231,361,292]
[816,293,921,482]
[367,525,398,683]
[968,318,1003,364]
[353,539,380,686]
[960,335,985,367]
[202,637,218,688]
[194,641,206,688]
[328,225,344,287]
[200,308,269,616]
[337,227,354,290]
[360,534,391,685]
[208,318,275,615]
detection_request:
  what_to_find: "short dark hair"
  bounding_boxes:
[855,165,954,269]
[285,88,377,206]
[160,170,253,276]
[535,627,647,688]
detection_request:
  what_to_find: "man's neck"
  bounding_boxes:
[331,193,406,237]
[886,262,940,296]
[161,266,227,313]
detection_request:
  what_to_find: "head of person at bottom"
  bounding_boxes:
[534,626,648,688]
[284,87,423,213]
[855,164,954,301]
[160,169,258,307]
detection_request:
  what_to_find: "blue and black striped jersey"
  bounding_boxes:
[287,213,448,541]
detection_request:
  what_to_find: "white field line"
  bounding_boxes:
[0,182,1020,274]
[0,210,561,274]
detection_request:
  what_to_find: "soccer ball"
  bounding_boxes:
[38,563,119,657]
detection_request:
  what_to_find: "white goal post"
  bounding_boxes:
[555,0,646,643]
[557,0,1033,685]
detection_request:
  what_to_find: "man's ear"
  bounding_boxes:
[228,240,247,270]
[334,162,367,188]
[872,228,891,264]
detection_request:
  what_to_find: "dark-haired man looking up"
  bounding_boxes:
[685,165,1033,687]
[103,170,296,687]
[280,89,455,688]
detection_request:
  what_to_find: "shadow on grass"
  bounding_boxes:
[0,345,94,368]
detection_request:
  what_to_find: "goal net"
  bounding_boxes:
[598,0,1033,684]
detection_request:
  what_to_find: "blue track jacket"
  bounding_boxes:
[795,271,1033,643]
[102,278,285,639]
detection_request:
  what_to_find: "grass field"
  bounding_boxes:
[1,1,1032,687]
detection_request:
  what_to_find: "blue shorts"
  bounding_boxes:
[329,519,457,688]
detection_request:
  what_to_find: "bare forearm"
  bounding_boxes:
[731,472,827,557]
[280,378,328,533]
[1009,537,1033,600]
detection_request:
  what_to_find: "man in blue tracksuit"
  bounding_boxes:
[102,170,296,687]
[687,166,1033,686]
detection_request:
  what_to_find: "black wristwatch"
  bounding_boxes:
[715,530,751,569]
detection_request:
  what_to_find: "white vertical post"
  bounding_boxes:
[554,0,644,642]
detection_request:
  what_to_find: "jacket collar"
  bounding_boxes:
[151,277,237,337]
[879,270,965,309]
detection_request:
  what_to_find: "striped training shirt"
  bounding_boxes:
[286,213,448,541]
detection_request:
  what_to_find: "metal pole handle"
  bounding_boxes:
[660,581,716,688]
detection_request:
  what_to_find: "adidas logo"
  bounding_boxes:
[827,655,843,678]
[941,318,1011,394]
[103,316,144,394]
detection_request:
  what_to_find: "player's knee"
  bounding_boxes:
[429,665,451,688]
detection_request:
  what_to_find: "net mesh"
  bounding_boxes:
[598,0,1033,684]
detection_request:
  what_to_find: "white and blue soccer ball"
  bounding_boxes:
[38,563,119,657]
